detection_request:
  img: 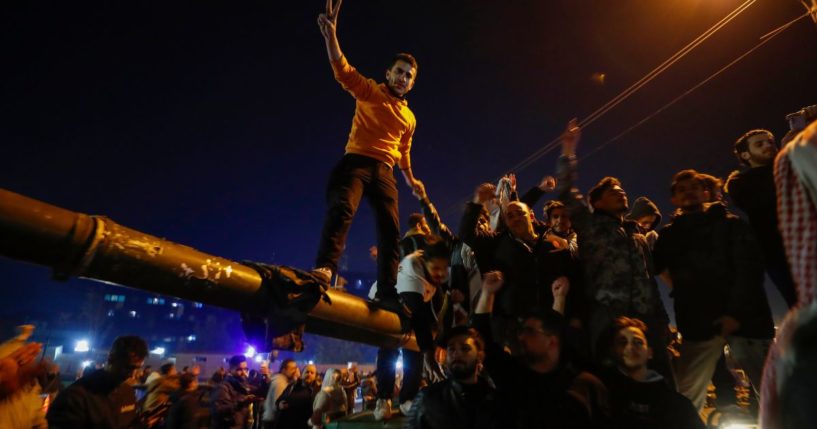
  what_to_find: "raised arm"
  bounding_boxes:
[555,119,592,228]
[317,0,343,61]
[412,180,456,245]
[317,0,379,102]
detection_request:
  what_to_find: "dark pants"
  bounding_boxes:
[375,292,432,403]
[315,154,400,297]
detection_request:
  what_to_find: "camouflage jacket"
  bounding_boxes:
[556,155,668,321]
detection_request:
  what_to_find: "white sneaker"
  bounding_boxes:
[399,400,413,415]
[373,398,392,421]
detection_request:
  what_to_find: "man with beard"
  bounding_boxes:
[404,325,502,429]
[210,355,256,429]
[274,364,321,429]
[312,0,424,313]
[726,129,797,308]
[47,336,148,429]
[472,271,609,429]
[261,359,298,428]
[555,120,672,384]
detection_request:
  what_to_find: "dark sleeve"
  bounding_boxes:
[555,155,593,232]
[459,202,500,258]
[725,219,766,321]
[46,386,88,428]
[520,186,547,209]
[419,196,456,245]
[470,313,518,389]
[210,384,236,417]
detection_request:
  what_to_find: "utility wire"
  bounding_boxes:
[499,0,758,177]
[580,12,801,161]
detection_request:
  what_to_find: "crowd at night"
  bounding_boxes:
[3,1,817,428]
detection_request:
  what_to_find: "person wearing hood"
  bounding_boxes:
[653,169,774,412]
[625,196,662,249]
[601,317,703,429]
[209,355,256,429]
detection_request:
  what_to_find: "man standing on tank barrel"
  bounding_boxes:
[312,0,424,312]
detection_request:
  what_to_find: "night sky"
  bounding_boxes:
[3,1,816,326]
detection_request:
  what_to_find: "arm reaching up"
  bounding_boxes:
[316,0,343,61]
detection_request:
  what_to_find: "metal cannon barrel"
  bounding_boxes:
[0,188,417,351]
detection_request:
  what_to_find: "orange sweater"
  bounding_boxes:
[331,56,416,170]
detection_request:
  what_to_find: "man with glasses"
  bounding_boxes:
[472,271,609,428]
[210,355,256,429]
[47,336,148,429]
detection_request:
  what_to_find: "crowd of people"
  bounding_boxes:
[306,0,817,427]
[2,0,816,428]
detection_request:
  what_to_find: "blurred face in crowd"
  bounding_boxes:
[416,218,431,235]
[108,352,145,384]
[302,364,317,384]
[475,183,496,205]
[671,178,706,211]
[424,257,450,287]
[636,214,657,232]
[517,318,558,365]
[259,364,270,377]
[742,133,777,167]
[593,185,629,215]
[232,361,249,380]
[191,365,201,377]
[548,207,571,233]
[281,361,299,382]
[445,334,483,381]
[505,202,534,239]
[613,326,652,372]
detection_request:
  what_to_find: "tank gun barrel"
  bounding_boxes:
[0,188,417,351]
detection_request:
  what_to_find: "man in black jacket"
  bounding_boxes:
[654,169,774,411]
[472,271,609,429]
[460,198,575,348]
[47,335,148,429]
[725,129,796,307]
[405,325,502,429]
[209,355,256,429]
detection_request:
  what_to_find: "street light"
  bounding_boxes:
[74,339,90,353]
